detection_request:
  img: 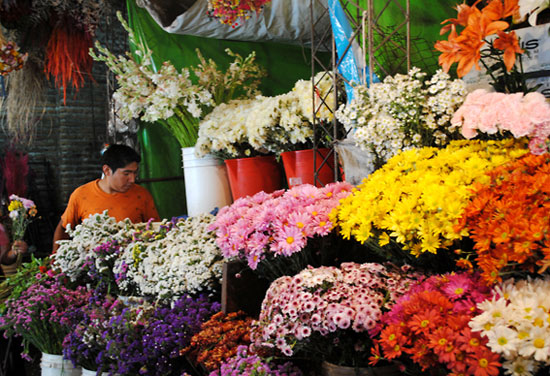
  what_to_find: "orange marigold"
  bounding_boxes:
[181,310,254,371]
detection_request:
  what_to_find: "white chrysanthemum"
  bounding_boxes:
[53,211,142,281]
[196,72,339,158]
[196,98,256,157]
[518,326,550,362]
[471,297,509,332]
[337,68,465,165]
[474,277,550,370]
[487,325,521,357]
[502,357,539,376]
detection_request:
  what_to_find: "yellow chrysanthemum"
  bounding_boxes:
[332,139,528,256]
[8,200,23,212]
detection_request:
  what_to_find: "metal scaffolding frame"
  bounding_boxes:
[310,0,410,184]
[310,0,340,186]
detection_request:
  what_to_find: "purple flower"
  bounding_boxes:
[211,346,302,376]
[0,275,91,357]
[96,294,220,376]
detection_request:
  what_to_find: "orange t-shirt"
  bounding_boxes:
[61,179,160,228]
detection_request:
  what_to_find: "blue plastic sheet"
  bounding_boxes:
[328,0,379,101]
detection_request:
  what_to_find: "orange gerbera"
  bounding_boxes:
[456,258,474,271]
[493,30,523,71]
[409,309,440,334]
[429,327,456,355]
[368,343,382,366]
[377,273,493,373]
[458,154,550,284]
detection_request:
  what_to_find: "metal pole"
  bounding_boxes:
[406,0,411,71]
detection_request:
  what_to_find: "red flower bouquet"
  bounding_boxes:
[374,272,498,375]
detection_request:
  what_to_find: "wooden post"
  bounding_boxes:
[221,260,270,318]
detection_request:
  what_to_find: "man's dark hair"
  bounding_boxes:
[101,144,141,172]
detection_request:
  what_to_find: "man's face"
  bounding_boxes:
[105,161,139,193]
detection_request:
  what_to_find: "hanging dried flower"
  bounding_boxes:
[0,40,27,75]
[44,20,94,104]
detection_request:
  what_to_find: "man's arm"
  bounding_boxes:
[52,220,70,253]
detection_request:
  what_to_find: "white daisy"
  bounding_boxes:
[486,325,521,357]
[518,326,550,362]
[502,357,539,376]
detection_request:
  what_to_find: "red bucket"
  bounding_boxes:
[224,155,283,200]
[281,148,335,187]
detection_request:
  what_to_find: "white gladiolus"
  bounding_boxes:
[519,0,550,26]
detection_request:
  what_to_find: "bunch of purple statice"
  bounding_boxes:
[63,295,123,372]
[101,294,220,376]
[210,345,302,376]
[0,275,91,359]
[140,294,221,375]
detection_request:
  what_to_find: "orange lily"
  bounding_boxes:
[466,11,509,39]
[435,26,461,72]
[502,0,520,19]
[493,30,523,71]
[482,0,504,21]
[482,0,520,20]
[440,0,481,35]
[454,34,485,77]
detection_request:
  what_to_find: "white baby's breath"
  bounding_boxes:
[113,214,224,299]
[52,211,142,281]
[336,68,466,168]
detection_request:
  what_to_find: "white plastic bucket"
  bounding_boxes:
[41,353,80,376]
[182,147,233,216]
[82,368,110,376]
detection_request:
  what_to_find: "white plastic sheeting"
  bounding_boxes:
[335,138,376,186]
[137,0,331,46]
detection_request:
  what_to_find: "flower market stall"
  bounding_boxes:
[3,0,550,376]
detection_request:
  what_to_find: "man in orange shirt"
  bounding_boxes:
[52,144,160,252]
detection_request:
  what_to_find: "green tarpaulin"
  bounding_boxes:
[341,0,454,76]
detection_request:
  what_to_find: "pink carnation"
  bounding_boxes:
[454,90,550,153]
[251,262,423,356]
